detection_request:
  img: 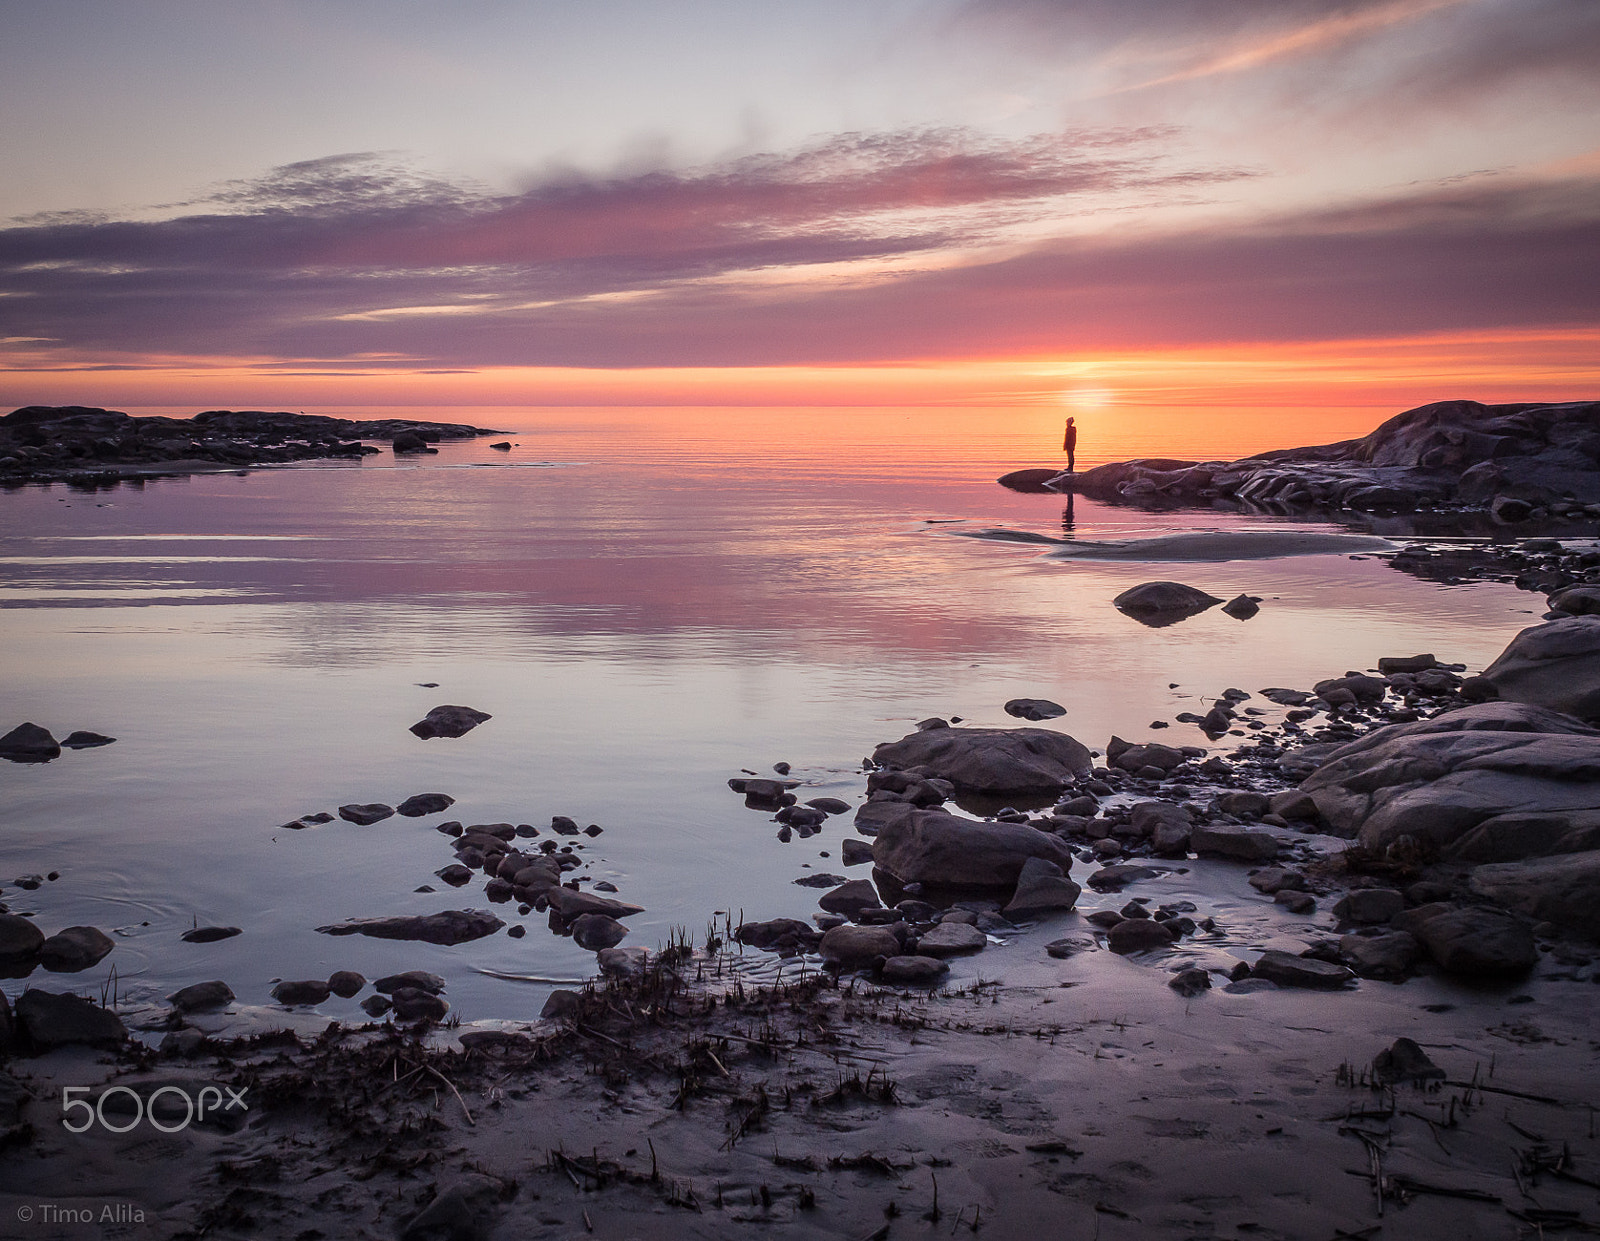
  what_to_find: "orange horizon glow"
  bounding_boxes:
[2,327,1595,418]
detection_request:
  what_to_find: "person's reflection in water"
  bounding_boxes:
[1061,489,1076,537]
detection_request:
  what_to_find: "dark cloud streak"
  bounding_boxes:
[0,132,1594,370]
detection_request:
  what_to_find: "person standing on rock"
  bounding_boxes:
[1063,417,1077,472]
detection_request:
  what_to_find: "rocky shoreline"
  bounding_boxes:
[1002,399,1600,522]
[6,400,1600,1235]
[5,606,1600,1235]
[0,405,510,485]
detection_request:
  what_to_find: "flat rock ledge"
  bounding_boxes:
[0,406,509,483]
[1002,399,1600,519]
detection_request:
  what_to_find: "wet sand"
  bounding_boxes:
[5,851,1598,1240]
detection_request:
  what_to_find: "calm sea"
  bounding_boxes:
[0,406,1540,1018]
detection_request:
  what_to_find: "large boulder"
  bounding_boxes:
[870,727,1092,795]
[1299,701,1600,852]
[1408,907,1537,978]
[0,914,45,968]
[1479,617,1600,719]
[1469,850,1600,939]
[14,989,127,1051]
[1112,582,1222,627]
[0,722,60,762]
[873,807,1076,888]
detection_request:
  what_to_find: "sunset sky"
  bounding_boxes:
[1,0,1596,413]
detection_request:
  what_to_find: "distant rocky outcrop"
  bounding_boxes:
[1004,400,1600,519]
[0,406,509,482]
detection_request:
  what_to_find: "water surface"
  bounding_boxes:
[0,407,1542,1018]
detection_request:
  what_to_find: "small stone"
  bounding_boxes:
[409,705,491,739]
[842,838,875,866]
[1274,890,1316,914]
[597,946,649,980]
[818,878,882,918]
[360,994,393,1017]
[914,922,988,956]
[390,987,450,1021]
[374,970,446,995]
[1168,967,1211,997]
[819,924,902,966]
[272,979,332,1006]
[1332,888,1405,925]
[1373,1036,1445,1084]
[168,980,235,1012]
[328,970,365,997]
[1005,698,1067,721]
[571,913,628,950]
[1108,919,1177,953]
[880,955,950,985]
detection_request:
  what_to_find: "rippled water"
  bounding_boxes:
[0,406,1542,1018]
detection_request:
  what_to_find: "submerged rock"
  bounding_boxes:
[60,731,116,749]
[181,926,242,944]
[410,705,492,739]
[317,910,505,945]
